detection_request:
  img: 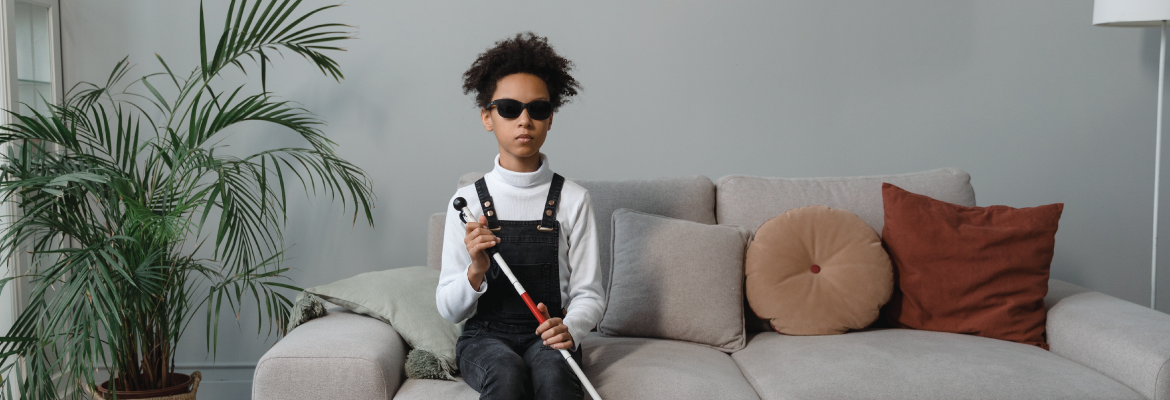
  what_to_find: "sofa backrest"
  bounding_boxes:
[426,173,717,291]
[715,168,976,235]
[427,169,976,313]
[573,176,718,294]
[716,168,976,332]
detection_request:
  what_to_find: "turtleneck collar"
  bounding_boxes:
[492,153,552,189]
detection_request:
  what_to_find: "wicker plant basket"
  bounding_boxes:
[90,371,201,400]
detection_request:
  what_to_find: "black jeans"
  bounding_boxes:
[456,320,584,400]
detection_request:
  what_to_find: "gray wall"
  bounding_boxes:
[61,0,1167,397]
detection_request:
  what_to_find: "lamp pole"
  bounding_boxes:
[1093,0,1170,311]
[1153,20,1165,310]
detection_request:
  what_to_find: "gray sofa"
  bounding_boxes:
[254,169,1170,400]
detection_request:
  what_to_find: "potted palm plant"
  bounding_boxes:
[0,1,373,398]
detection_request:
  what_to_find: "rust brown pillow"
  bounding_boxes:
[880,183,1063,349]
[745,205,894,335]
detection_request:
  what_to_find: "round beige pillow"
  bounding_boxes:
[745,205,893,335]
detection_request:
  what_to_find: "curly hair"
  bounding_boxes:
[462,32,581,111]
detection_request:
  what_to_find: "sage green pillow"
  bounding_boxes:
[305,266,463,380]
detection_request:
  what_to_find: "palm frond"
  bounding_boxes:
[201,0,353,85]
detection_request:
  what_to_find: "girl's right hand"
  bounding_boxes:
[465,215,500,287]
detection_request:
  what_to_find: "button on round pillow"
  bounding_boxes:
[745,205,893,335]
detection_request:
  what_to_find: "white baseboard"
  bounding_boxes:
[174,362,255,400]
[182,380,252,400]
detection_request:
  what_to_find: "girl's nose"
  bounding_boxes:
[516,110,532,127]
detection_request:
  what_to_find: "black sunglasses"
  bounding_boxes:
[488,99,554,120]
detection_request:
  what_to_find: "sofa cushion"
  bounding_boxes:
[457,172,718,297]
[600,209,750,352]
[880,183,1061,349]
[392,377,479,400]
[715,168,975,234]
[745,206,892,335]
[732,329,1143,400]
[582,334,760,400]
[254,309,407,400]
[390,333,759,400]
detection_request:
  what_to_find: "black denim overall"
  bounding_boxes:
[456,174,584,400]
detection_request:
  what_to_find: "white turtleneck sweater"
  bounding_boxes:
[436,154,605,350]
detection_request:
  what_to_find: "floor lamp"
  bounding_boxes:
[1094,0,1170,310]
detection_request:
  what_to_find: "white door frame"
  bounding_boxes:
[0,0,62,395]
[0,0,63,356]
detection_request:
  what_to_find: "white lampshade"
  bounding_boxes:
[1095,0,1170,26]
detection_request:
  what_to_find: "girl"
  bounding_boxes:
[436,32,604,400]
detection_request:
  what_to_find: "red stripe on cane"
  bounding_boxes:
[520,292,547,324]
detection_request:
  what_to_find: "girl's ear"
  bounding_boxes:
[481,108,494,132]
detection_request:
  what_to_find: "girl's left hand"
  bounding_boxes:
[535,303,573,350]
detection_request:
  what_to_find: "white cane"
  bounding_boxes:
[454,197,602,400]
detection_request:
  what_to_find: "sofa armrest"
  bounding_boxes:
[253,308,408,400]
[1045,279,1170,400]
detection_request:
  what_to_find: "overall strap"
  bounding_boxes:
[474,178,501,231]
[539,174,566,231]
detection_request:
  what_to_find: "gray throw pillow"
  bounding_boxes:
[598,209,751,353]
[306,266,463,380]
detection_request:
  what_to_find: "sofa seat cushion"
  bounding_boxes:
[732,329,1142,400]
[391,333,760,399]
[392,377,479,400]
[582,334,759,400]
